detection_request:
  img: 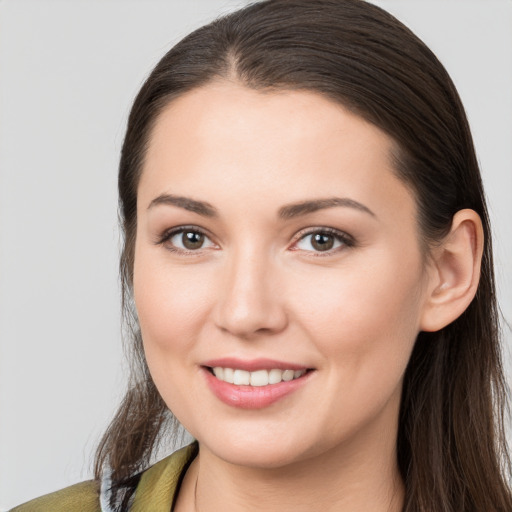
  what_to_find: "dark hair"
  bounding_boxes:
[95,1,512,510]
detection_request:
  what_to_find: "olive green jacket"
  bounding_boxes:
[10,443,198,512]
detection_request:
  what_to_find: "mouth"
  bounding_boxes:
[200,359,315,409]
[206,366,309,386]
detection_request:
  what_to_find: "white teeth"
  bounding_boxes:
[223,367,234,384]
[233,369,250,385]
[268,369,283,384]
[250,369,269,387]
[212,367,307,386]
[282,369,294,381]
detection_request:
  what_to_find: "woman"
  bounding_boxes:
[12,0,511,511]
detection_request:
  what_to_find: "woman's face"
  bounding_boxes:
[134,82,432,468]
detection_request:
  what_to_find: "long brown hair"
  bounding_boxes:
[95,1,512,510]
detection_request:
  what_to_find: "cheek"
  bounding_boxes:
[287,253,425,437]
[133,251,215,362]
[290,249,424,376]
[133,252,219,423]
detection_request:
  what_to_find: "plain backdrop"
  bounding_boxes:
[0,0,511,509]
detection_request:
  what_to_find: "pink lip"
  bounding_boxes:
[201,366,314,410]
[201,357,309,372]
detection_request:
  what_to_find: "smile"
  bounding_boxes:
[211,367,307,386]
[201,360,314,409]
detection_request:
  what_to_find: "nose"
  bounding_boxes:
[213,247,288,339]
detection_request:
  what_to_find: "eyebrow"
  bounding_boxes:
[147,194,375,219]
[148,194,218,217]
[278,197,375,219]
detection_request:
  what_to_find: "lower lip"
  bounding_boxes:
[202,368,313,409]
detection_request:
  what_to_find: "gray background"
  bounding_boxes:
[1,0,510,509]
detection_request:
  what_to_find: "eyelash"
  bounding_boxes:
[292,227,355,256]
[155,225,215,256]
[155,225,355,256]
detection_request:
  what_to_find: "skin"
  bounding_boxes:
[133,82,483,512]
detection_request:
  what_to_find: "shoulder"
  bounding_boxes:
[10,480,100,512]
[130,442,198,510]
[10,443,198,512]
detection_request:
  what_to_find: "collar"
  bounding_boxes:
[100,442,199,512]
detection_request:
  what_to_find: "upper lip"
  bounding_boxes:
[201,357,311,372]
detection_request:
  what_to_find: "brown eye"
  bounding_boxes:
[182,231,204,250]
[165,228,215,252]
[294,229,351,254]
[311,233,334,251]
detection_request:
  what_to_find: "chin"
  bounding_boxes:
[214,444,305,469]
[194,426,323,470]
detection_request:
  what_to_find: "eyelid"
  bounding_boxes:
[155,225,354,256]
[289,226,355,255]
[155,225,218,253]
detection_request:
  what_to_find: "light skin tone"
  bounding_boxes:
[133,81,483,512]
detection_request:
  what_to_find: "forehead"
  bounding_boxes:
[139,82,415,222]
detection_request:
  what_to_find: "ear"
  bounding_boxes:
[420,209,484,332]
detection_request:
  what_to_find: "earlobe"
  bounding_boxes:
[420,209,484,332]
